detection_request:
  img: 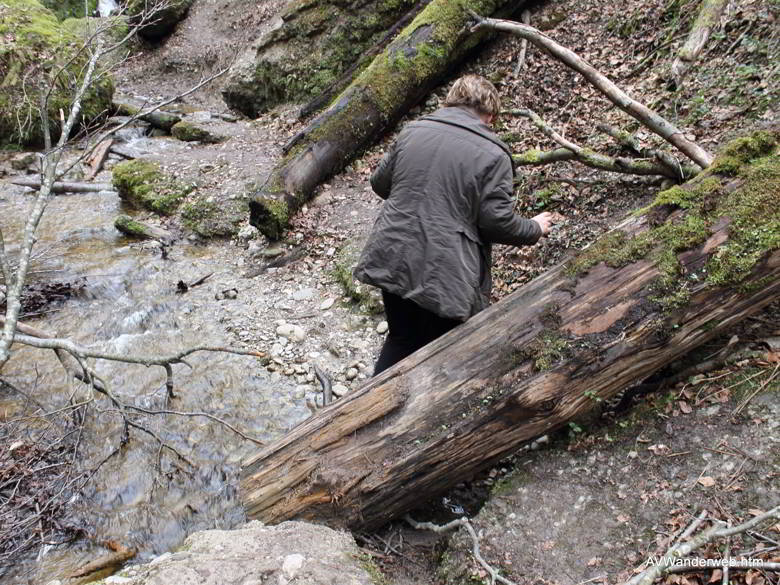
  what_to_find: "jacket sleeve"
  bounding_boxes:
[477,154,542,246]
[370,142,398,200]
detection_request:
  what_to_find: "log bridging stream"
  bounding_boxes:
[240,130,780,531]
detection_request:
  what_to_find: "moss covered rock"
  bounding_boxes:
[0,0,114,147]
[171,121,226,143]
[126,0,193,40]
[181,198,248,238]
[112,159,191,215]
[221,0,417,116]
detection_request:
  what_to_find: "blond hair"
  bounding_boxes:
[444,75,500,117]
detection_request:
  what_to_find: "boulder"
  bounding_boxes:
[0,0,114,147]
[221,0,417,116]
[112,159,191,215]
[89,521,378,585]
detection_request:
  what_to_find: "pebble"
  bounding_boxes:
[376,321,388,334]
[345,368,358,380]
[291,287,314,301]
[320,298,335,310]
[332,383,349,397]
[276,323,306,342]
[282,553,305,579]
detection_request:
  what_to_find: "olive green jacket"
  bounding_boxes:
[354,106,541,321]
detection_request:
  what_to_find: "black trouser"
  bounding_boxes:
[374,291,461,376]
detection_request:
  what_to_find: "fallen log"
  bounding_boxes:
[241,130,780,530]
[248,0,524,239]
[670,0,729,88]
[85,138,114,180]
[6,177,114,193]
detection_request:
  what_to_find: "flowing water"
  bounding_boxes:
[0,157,308,583]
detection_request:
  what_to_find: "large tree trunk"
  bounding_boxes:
[241,131,780,530]
[248,0,523,239]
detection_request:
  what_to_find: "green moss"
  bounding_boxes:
[704,154,780,286]
[0,0,114,147]
[112,160,190,215]
[355,552,389,585]
[513,329,571,372]
[181,198,248,238]
[331,246,383,314]
[114,215,148,238]
[567,130,780,313]
[708,130,777,176]
[171,121,224,143]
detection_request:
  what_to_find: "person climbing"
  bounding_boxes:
[355,74,555,376]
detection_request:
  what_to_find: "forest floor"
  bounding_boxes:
[1,0,778,583]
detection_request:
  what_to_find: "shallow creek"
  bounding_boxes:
[1,165,308,583]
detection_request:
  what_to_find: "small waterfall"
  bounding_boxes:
[98,0,119,17]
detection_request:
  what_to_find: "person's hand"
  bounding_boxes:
[531,211,556,236]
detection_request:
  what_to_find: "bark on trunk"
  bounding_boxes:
[248,0,523,239]
[241,130,780,530]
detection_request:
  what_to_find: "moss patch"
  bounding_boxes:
[112,159,191,215]
[567,130,780,311]
[0,0,114,147]
[171,121,225,143]
[181,198,248,238]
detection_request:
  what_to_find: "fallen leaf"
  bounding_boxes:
[709,569,722,583]
[679,400,693,414]
[698,476,716,487]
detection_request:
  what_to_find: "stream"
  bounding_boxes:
[0,149,310,583]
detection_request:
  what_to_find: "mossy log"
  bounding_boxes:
[248,0,523,239]
[114,215,173,243]
[241,130,780,530]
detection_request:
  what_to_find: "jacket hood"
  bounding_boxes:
[421,107,513,160]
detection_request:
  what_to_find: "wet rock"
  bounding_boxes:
[94,520,375,585]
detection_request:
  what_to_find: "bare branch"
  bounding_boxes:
[124,405,265,446]
[626,507,780,585]
[507,109,699,179]
[405,515,518,585]
[469,11,713,168]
